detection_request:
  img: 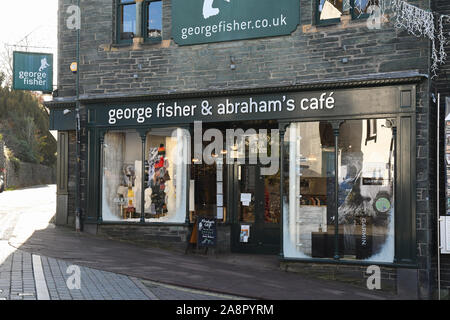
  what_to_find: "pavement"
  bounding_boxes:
[9,225,395,300]
[0,185,398,300]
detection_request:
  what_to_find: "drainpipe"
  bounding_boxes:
[437,92,441,300]
[75,0,81,232]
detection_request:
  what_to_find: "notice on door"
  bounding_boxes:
[240,225,250,243]
[241,193,251,206]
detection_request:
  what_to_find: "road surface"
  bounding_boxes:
[0,185,243,300]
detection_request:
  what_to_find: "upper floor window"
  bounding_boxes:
[352,0,380,19]
[145,0,162,40]
[316,0,380,25]
[317,0,344,24]
[118,0,136,41]
[117,0,162,44]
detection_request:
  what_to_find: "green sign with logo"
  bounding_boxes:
[172,0,300,45]
[13,51,53,93]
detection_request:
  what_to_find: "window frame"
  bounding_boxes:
[116,0,163,45]
[143,0,163,44]
[315,0,379,26]
[117,0,137,44]
[281,117,399,264]
[98,125,190,225]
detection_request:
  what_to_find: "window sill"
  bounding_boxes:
[315,18,341,27]
[303,13,387,34]
[107,39,170,51]
[98,220,190,227]
[279,256,418,269]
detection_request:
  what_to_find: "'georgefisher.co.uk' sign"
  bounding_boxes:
[13,51,53,93]
[172,0,300,45]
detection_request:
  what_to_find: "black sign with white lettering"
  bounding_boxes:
[197,217,217,247]
[362,178,384,185]
[87,85,408,127]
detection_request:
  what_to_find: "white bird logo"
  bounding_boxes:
[203,0,230,19]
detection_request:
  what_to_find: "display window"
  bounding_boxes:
[338,119,395,262]
[102,130,142,221]
[283,121,336,259]
[283,119,395,262]
[101,127,189,223]
[144,127,189,223]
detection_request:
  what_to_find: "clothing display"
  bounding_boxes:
[147,144,171,217]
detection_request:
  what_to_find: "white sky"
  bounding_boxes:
[0,0,58,84]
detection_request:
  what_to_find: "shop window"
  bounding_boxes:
[101,128,188,223]
[337,119,394,262]
[144,127,189,223]
[283,119,395,263]
[102,130,142,221]
[145,0,162,41]
[283,122,336,258]
[118,0,137,42]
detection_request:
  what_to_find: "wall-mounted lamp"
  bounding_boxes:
[63,109,72,115]
[70,62,78,73]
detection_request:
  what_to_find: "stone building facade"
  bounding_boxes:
[47,0,448,299]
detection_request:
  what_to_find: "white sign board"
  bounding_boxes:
[440,216,450,254]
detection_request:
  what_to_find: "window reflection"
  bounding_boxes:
[120,3,136,40]
[283,122,336,259]
[318,0,343,21]
[353,0,380,16]
[338,119,395,262]
[147,1,162,39]
[144,127,189,223]
[102,130,142,221]
[283,119,395,262]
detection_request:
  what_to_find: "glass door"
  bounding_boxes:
[232,163,280,254]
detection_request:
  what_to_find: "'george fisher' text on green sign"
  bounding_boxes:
[13,51,53,93]
[172,0,300,45]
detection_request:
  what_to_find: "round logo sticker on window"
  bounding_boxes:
[375,197,391,213]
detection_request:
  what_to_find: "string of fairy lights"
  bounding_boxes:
[353,0,450,77]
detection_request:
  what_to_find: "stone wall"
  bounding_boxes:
[5,161,56,189]
[97,223,231,253]
[280,261,398,294]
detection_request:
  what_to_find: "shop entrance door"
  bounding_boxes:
[231,163,280,254]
